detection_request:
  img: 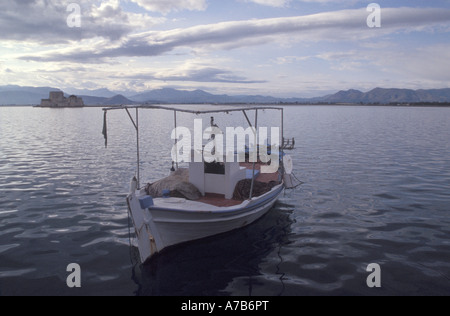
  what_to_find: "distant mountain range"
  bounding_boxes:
[321,88,450,104]
[0,85,63,105]
[1,85,450,106]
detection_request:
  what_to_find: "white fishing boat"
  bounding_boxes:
[102,105,297,263]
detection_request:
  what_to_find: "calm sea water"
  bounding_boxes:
[0,105,449,296]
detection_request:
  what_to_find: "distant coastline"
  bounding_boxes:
[2,102,450,108]
[2,85,450,106]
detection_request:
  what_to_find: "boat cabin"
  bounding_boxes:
[189,151,250,200]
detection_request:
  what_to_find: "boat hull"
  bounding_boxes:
[127,184,284,263]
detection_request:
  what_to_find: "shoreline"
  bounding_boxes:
[1,103,450,108]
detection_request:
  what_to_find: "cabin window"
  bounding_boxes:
[204,161,225,175]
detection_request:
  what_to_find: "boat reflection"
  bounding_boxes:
[131,201,295,296]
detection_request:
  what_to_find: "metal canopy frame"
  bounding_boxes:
[103,104,283,115]
[103,104,285,200]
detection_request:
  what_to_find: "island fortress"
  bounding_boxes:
[40,91,84,108]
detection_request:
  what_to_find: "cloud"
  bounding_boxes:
[18,7,450,63]
[112,65,266,84]
[130,0,207,14]
[274,56,311,64]
[243,0,367,6]
[0,0,165,44]
[0,63,14,74]
[364,44,450,82]
[242,0,291,7]
[308,41,450,85]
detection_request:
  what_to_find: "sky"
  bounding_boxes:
[1,0,450,98]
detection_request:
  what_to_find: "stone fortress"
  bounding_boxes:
[40,91,84,108]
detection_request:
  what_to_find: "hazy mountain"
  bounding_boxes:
[129,88,289,104]
[129,87,450,104]
[323,88,450,104]
[0,84,136,105]
[0,86,61,105]
[130,88,220,103]
[80,94,136,106]
[362,88,422,103]
[416,88,450,102]
[103,94,136,105]
[2,85,450,105]
[64,88,117,98]
[0,85,61,94]
[323,89,365,103]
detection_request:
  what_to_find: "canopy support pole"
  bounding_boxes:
[174,111,179,169]
[249,110,258,200]
[125,107,141,189]
[136,108,140,189]
[281,108,285,177]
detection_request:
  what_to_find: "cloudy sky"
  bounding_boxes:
[1,0,450,97]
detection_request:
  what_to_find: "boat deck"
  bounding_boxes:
[239,162,280,184]
[197,163,280,207]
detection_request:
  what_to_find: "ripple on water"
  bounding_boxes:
[1,106,450,295]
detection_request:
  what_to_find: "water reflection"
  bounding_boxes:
[131,202,295,296]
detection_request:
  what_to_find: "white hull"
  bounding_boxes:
[127,184,284,263]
